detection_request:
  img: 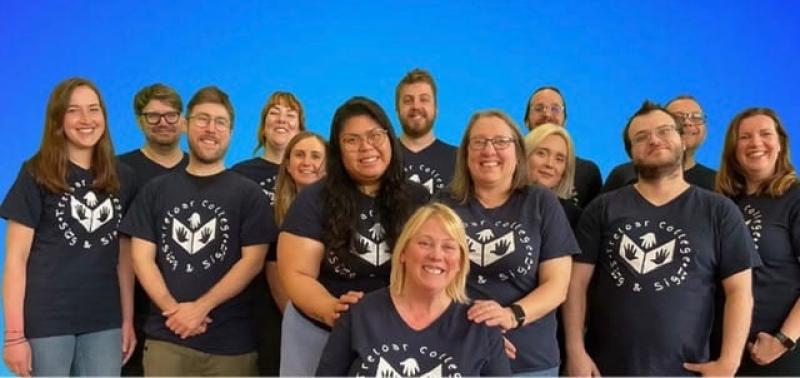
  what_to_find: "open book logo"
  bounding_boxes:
[171,212,217,255]
[352,223,391,266]
[70,191,114,233]
[466,228,516,267]
[375,357,442,378]
[618,232,676,275]
[405,164,444,194]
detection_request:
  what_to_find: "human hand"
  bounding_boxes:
[467,300,517,331]
[163,302,213,339]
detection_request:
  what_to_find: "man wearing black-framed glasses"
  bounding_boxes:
[117,83,189,376]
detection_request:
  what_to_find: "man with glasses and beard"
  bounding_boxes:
[117,83,189,376]
[395,68,457,195]
[563,101,759,376]
[603,95,717,192]
[120,87,274,376]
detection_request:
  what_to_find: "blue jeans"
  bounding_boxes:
[513,365,560,377]
[279,302,329,376]
[28,328,121,376]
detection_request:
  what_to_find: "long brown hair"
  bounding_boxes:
[27,77,119,194]
[254,91,305,154]
[717,107,797,197]
[274,132,327,225]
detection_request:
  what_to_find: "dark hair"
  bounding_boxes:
[323,96,415,259]
[133,83,182,115]
[622,100,681,158]
[716,107,797,197]
[665,94,699,108]
[523,86,567,128]
[186,86,234,129]
[28,77,119,194]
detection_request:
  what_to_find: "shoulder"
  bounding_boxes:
[433,139,458,153]
[230,157,260,171]
[351,288,391,315]
[116,149,142,164]
[575,156,601,172]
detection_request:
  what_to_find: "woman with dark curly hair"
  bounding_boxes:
[277,96,429,376]
[716,107,800,376]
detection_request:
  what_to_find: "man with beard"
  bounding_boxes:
[603,95,717,192]
[395,68,456,195]
[524,86,602,208]
[120,86,274,376]
[562,101,759,376]
[117,83,189,376]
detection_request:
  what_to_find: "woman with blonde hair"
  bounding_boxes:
[716,107,800,375]
[524,123,582,228]
[1,77,135,376]
[316,203,510,376]
[441,110,579,376]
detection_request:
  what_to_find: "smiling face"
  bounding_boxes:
[63,85,106,154]
[286,136,326,189]
[186,102,231,165]
[263,103,301,152]
[667,98,706,152]
[339,114,392,189]
[397,82,436,138]
[735,114,781,186]
[138,99,183,147]
[527,89,565,128]
[467,116,518,191]
[528,133,567,190]
[400,216,462,296]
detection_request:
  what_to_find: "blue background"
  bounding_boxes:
[1,1,798,374]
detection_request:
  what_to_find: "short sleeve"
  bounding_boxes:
[315,306,355,376]
[118,180,158,242]
[538,188,580,261]
[282,181,325,242]
[240,182,275,246]
[0,164,44,229]
[717,197,760,279]
[573,196,604,264]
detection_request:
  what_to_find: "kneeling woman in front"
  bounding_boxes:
[316,203,511,376]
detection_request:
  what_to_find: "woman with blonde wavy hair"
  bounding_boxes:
[716,107,800,376]
[316,203,510,376]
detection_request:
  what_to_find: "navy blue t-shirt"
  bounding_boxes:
[315,288,511,377]
[231,157,279,206]
[440,186,580,373]
[0,162,133,338]
[603,161,717,192]
[736,184,800,339]
[574,185,760,376]
[401,139,457,195]
[281,180,430,300]
[117,149,189,199]
[572,156,602,208]
[118,170,275,355]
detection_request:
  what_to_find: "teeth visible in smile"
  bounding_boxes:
[200,139,217,146]
[423,266,443,275]
[480,161,499,167]
[77,128,94,134]
[361,157,378,163]
[747,151,766,158]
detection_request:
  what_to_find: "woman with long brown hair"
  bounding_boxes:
[1,78,135,376]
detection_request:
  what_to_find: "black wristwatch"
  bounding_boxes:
[509,303,526,329]
[774,331,797,351]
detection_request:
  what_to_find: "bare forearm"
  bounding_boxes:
[779,297,800,340]
[133,257,177,312]
[516,257,571,325]
[118,238,135,323]
[2,260,27,333]
[266,262,288,312]
[196,247,266,311]
[282,272,338,323]
[719,287,753,365]
[563,284,588,354]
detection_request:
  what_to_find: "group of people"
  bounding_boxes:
[0,68,797,377]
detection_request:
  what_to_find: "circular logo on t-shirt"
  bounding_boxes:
[405,164,445,195]
[160,199,230,273]
[327,209,389,279]
[356,342,464,378]
[463,219,535,283]
[740,203,763,251]
[55,178,122,250]
[259,175,277,206]
[604,219,694,293]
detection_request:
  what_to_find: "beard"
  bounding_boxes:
[188,139,228,165]
[400,114,435,139]
[146,126,181,147]
[634,145,684,181]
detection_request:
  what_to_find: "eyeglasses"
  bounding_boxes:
[672,112,706,126]
[189,113,231,131]
[532,103,565,115]
[140,111,180,125]
[340,129,388,151]
[631,125,678,145]
[468,137,515,151]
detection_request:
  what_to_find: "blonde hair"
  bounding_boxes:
[448,110,529,204]
[389,203,470,304]
[716,107,797,197]
[524,123,576,199]
[274,132,327,225]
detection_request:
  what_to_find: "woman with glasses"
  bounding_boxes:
[1,78,135,376]
[716,108,800,376]
[316,203,511,376]
[277,97,429,376]
[524,123,582,229]
[440,110,579,376]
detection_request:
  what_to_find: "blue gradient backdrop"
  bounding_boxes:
[1,1,798,374]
